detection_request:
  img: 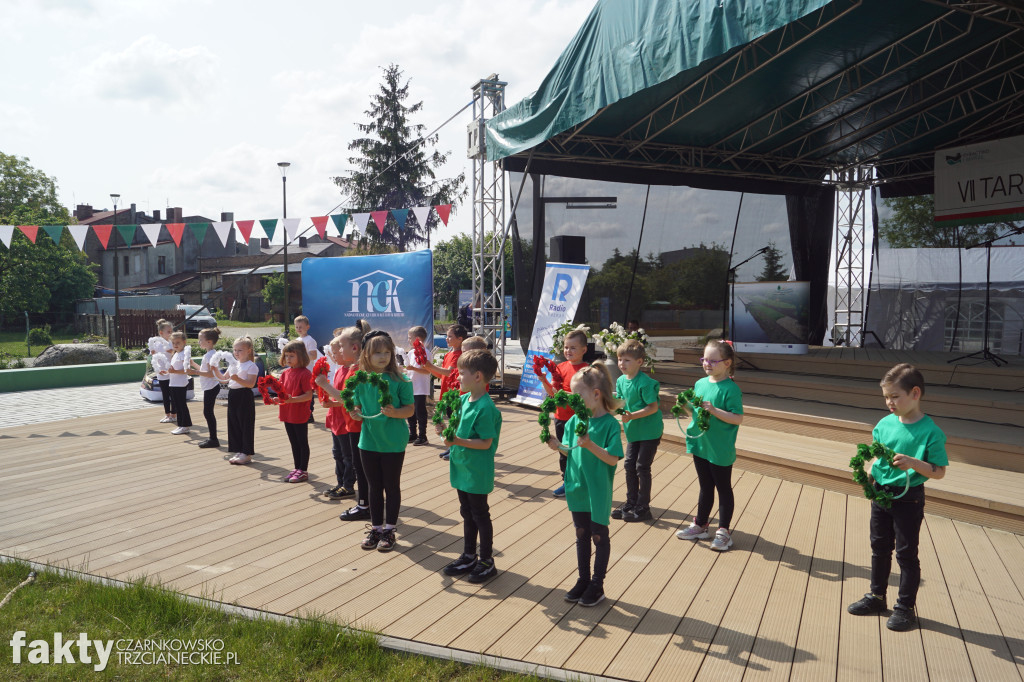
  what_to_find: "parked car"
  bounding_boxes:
[176,304,217,335]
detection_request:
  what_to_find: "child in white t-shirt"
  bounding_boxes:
[403,326,432,446]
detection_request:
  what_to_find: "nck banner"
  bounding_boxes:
[301,250,434,353]
[514,262,590,407]
[935,134,1024,225]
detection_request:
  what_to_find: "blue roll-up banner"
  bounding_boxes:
[514,262,590,407]
[301,250,434,354]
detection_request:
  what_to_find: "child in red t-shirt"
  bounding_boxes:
[538,328,589,497]
[279,340,314,483]
[423,324,468,460]
[322,331,362,500]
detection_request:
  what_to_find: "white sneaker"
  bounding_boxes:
[171,426,190,435]
[229,453,252,465]
[710,528,733,551]
[676,523,711,541]
[160,416,174,423]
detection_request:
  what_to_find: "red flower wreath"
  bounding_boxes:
[311,356,332,405]
[257,375,291,406]
[412,337,428,366]
[532,355,562,390]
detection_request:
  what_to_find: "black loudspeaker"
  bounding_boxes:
[550,235,586,264]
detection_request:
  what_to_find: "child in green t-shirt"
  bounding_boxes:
[438,350,503,584]
[546,362,625,608]
[612,339,663,523]
[847,363,948,632]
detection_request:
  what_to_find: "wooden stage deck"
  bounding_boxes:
[3,403,1024,681]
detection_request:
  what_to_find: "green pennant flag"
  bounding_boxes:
[330,213,348,236]
[189,222,210,246]
[116,224,137,247]
[260,219,278,241]
[42,225,65,245]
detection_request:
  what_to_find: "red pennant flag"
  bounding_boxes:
[92,224,113,249]
[17,225,39,243]
[166,223,185,247]
[434,204,452,226]
[236,220,255,242]
[310,216,329,239]
[370,211,388,234]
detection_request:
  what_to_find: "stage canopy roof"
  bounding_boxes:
[486,0,1024,197]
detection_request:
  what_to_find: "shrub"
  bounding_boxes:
[28,326,53,347]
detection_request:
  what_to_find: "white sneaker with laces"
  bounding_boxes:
[710,528,733,551]
[160,416,174,423]
[171,426,190,435]
[676,523,711,541]
[230,453,252,465]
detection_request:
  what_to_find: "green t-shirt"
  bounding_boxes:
[686,376,743,466]
[562,412,624,526]
[616,372,663,442]
[355,372,414,453]
[449,393,502,494]
[870,413,948,488]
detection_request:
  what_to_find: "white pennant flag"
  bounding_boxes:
[141,224,163,248]
[412,206,431,231]
[250,220,268,241]
[0,225,13,248]
[212,221,233,247]
[352,212,371,235]
[67,225,90,251]
[282,218,300,243]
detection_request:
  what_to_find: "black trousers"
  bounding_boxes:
[284,422,310,471]
[624,438,660,509]
[692,454,734,529]
[170,385,192,427]
[571,511,610,585]
[870,484,926,609]
[361,449,405,527]
[227,388,255,455]
[556,419,567,477]
[159,379,173,414]
[457,490,493,560]
[349,433,368,507]
[203,385,221,441]
[331,432,357,489]
[408,395,428,438]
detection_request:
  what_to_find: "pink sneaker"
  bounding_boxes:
[286,470,308,483]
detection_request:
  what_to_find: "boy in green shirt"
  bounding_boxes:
[438,349,503,583]
[612,339,663,522]
[847,363,948,632]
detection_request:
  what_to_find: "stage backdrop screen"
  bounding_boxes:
[731,281,809,354]
[301,250,434,354]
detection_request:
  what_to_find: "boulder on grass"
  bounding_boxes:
[34,344,118,367]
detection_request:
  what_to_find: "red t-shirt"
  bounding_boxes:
[554,361,588,421]
[278,367,313,424]
[326,364,362,434]
[440,349,462,395]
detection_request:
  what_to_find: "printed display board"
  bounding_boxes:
[731,281,809,354]
[935,134,1024,225]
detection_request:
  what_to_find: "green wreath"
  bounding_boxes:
[431,388,463,441]
[671,388,710,437]
[340,370,392,419]
[850,441,909,509]
[538,390,592,445]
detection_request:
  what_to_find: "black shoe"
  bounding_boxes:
[409,433,417,443]
[467,558,496,583]
[847,593,887,615]
[887,606,917,632]
[611,503,633,520]
[578,582,605,607]
[376,528,397,552]
[565,578,590,603]
[197,439,220,448]
[340,505,371,521]
[443,554,478,576]
[413,436,428,446]
[623,506,653,523]
[439,449,450,460]
[325,486,354,500]
[361,527,382,550]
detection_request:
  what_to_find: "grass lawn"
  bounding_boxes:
[0,560,542,681]
[0,332,98,359]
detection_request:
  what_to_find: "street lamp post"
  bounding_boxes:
[278,162,290,338]
[111,193,120,349]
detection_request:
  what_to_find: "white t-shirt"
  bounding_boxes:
[228,360,258,390]
[300,334,318,370]
[198,349,221,392]
[399,345,432,396]
[169,349,190,388]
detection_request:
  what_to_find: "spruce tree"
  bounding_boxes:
[756,240,789,281]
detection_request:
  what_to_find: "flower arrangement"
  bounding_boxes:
[593,322,655,369]
[550,323,590,358]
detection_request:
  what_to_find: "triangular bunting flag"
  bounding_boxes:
[236,220,255,242]
[0,225,13,249]
[392,208,409,231]
[330,214,348,236]
[42,225,64,245]
[116,224,137,248]
[18,225,38,243]
[67,225,89,251]
[212,221,233,248]
[259,219,278,242]
[141,224,162,247]
[311,216,329,239]
[412,206,432,230]
[166,223,185,247]
[353,213,371,235]
[370,211,388,234]
[282,218,300,243]
[434,204,452,226]
[189,222,210,246]
[92,224,113,249]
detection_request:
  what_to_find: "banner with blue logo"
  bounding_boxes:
[301,250,434,354]
[514,262,590,407]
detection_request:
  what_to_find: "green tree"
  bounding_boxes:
[755,240,788,281]
[261,272,285,319]
[880,195,1015,247]
[431,233,527,316]
[332,64,465,251]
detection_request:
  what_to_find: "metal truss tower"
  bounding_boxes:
[831,166,872,346]
[467,75,509,388]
